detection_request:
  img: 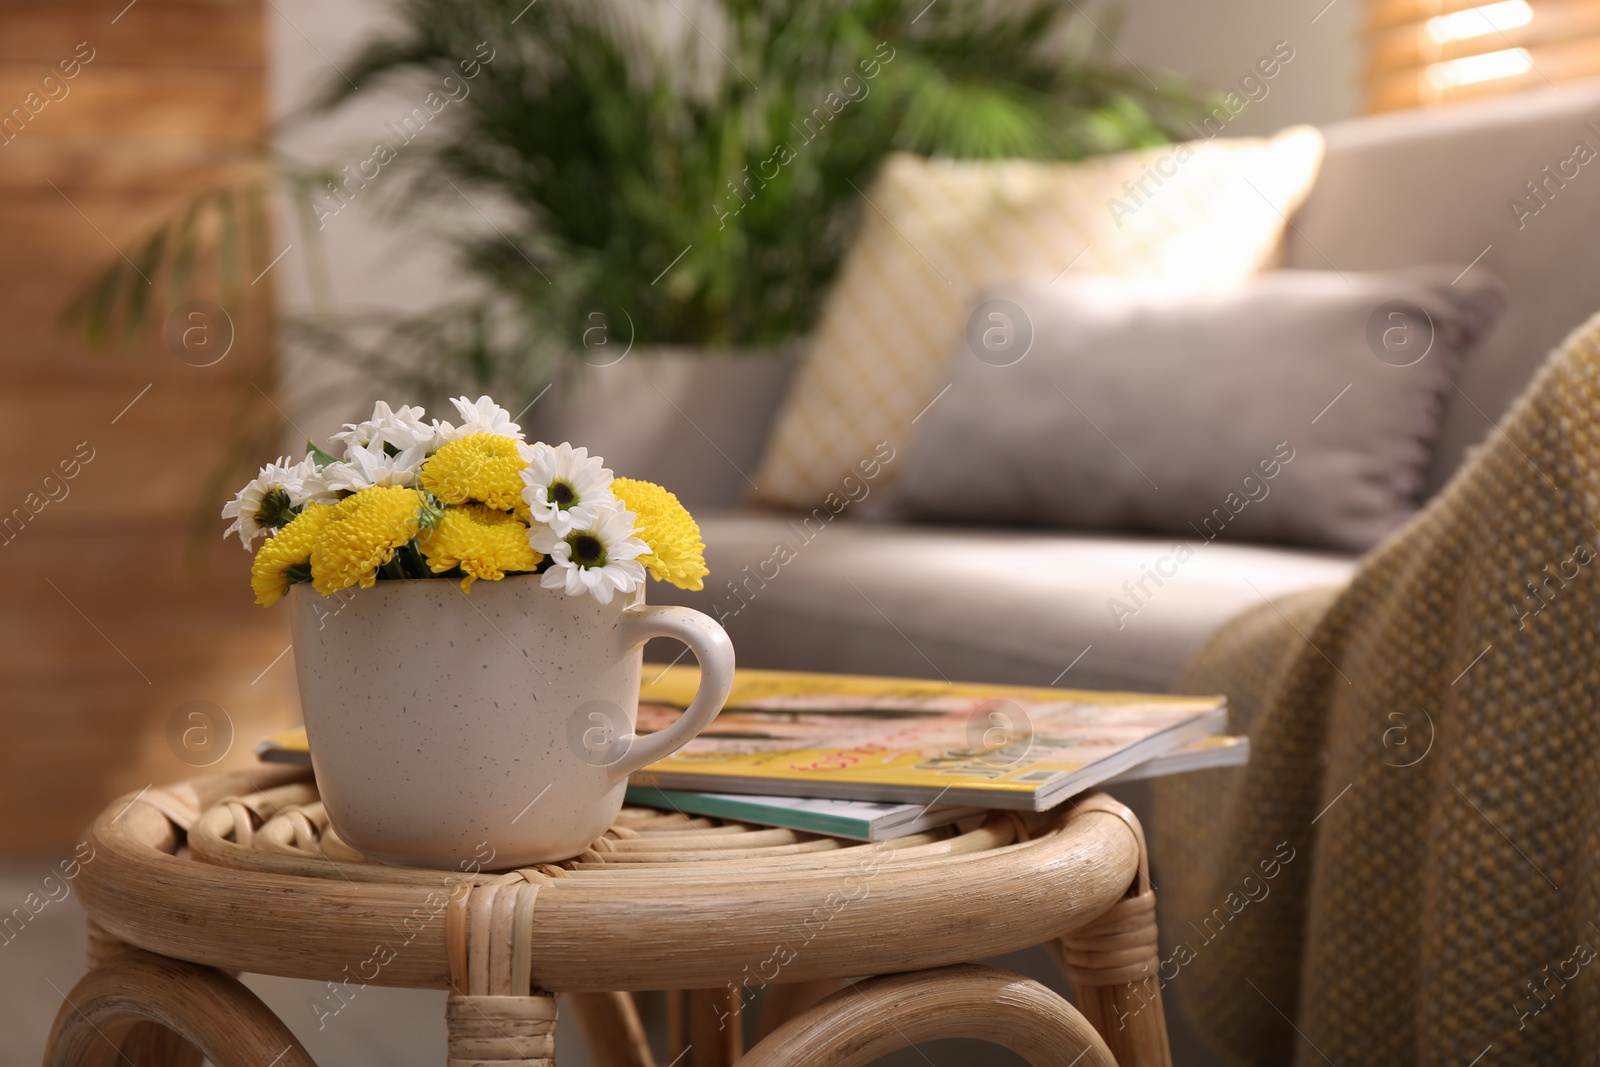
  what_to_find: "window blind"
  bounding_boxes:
[1364,0,1600,111]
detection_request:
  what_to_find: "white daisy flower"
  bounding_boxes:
[433,395,523,444]
[529,501,648,605]
[318,441,429,493]
[520,441,614,534]
[221,455,323,549]
[330,401,436,457]
[295,465,344,505]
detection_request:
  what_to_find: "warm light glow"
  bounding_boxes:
[1425,46,1534,89]
[1426,1,1534,44]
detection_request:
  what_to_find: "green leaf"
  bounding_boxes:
[121,227,167,347]
[307,440,341,467]
[167,199,204,310]
[218,190,243,313]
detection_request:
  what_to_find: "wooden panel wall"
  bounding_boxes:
[0,0,299,852]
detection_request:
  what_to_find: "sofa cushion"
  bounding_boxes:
[750,128,1326,512]
[1286,81,1600,494]
[650,514,1357,693]
[891,268,1505,552]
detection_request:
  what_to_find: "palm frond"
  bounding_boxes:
[66,0,1210,380]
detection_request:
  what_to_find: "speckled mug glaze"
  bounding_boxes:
[287,577,734,869]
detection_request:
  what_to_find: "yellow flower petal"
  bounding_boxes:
[251,504,336,606]
[419,433,525,511]
[611,477,708,591]
[310,485,424,595]
[418,504,543,590]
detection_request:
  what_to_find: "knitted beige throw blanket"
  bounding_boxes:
[1151,313,1600,1065]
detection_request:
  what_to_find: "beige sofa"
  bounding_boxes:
[529,84,1600,1066]
[551,81,1600,694]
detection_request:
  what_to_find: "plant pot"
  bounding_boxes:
[287,576,734,869]
[531,346,798,510]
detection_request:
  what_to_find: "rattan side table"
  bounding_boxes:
[45,766,1173,1067]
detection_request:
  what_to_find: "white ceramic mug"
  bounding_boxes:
[288,576,734,868]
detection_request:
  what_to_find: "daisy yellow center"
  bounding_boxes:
[419,433,525,511]
[568,531,607,568]
[418,504,543,591]
[611,477,708,591]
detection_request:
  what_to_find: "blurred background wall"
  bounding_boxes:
[0,0,300,853]
[1119,0,1362,133]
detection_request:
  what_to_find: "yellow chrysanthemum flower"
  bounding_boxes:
[310,485,425,595]
[419,433,525,511]
[611,477,708,591]
[250,504,336,606]
[418,504,543,591]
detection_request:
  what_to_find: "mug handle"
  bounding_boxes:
[610,604,736,781]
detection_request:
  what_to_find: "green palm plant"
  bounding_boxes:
[74,0,1205,400]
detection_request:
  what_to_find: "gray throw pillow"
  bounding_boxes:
[892,268,1506,552]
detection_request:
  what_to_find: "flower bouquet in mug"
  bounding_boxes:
[223,395,735,868]
[226,395,706,603]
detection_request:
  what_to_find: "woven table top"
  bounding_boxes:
[184,772,1038,887]
[77,766,1143,992]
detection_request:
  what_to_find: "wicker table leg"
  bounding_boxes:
[81,920,202,1067]
[566,991,654,1067]
[447,994,558,1066]
[1056,796,1173,1067]
[738,964,1116,1067]
[447,881,558,1066]
[666,987,742,1067]
[755,978,841,1042]
[43,946,315,1067]
[1057,892,1171,1067]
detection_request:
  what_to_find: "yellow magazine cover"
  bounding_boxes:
[260,667,1227,812]
[629,667,1225,810]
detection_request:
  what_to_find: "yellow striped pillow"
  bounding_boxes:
[750,126,1326,509]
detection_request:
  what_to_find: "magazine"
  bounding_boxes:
[624,735,1247,840]
[624,667,1225,810]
